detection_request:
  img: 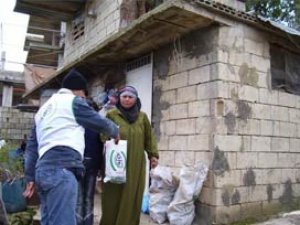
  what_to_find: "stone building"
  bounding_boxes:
[0,70,25,107]
[15,0,300,224]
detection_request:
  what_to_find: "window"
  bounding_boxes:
[270,44,300,95]
[72,14,85,42]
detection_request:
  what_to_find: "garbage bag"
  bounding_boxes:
[149,165,178,224]
[168,162,208,225]
[141,193,149,214]
[2,178,27,213]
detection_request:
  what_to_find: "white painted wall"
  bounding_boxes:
[126,58,153,121]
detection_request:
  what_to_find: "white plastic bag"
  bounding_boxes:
[149,165,178,224]
[103,140,127,184]
[168,162,208,225]
[0,140,6,149]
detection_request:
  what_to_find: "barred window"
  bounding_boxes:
[271,44,300,95]
[72,14,85,42]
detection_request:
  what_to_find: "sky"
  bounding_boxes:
[0,0,29,72]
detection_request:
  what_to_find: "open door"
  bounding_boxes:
[125,54,153,199]
[125,54,153,121]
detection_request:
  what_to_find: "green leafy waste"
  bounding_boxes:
[0,143,24,181]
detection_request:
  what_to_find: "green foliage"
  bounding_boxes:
[0,143,24,181]
[8,207,36,225]
[246,0,299,29]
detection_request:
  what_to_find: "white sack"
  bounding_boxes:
[149,165,178,224]
[168,162,208,225]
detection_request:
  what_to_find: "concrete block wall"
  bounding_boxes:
[152,25,220,223]
[153,22,300,224]
[0,107,34,144]
[211,24,300,224]
[63,0,120,65]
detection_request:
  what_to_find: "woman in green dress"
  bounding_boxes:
[100,86,159,225]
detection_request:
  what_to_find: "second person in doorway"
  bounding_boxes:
[100,85,159,225]
[77,98,103,225]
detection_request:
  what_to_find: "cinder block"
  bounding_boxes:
[169,135,188,151]
[238,85,259,102]
[169,72,188,89]
[289,108,300,123]
[216,63,239,82]
[290,138,300,152]
[199,187,216,205]
[214,169,242,188]
[250,55,270,73]
[188,100,211,117]
[243,186,268,202]
[161,90,176,105]
[272,121,280,137]
[176,85,197,103]
[238,119,260,136]
[214,117,229,135]
[175,118,196,135]
[228,51,246,66]
[214,135,242,152]
[195,151,213,168]
[245,39,265,56]
[215,204,241,224]
[157,136,169,150]
[252,104,271,120]
[174,151,195,167]
[257,72,269,88]
[278,92,296,108]
[271,137,290,152]
[218,50,229,63]
[258,153,278,168]
[259,88,278,105]
[251,136,271,152]
[169,103,188,119]
[279,122,297,138]
[237,152,258,169]
[277,153,295,168]
[188,65,212,85]
[196,117,214,134]
[187,135,210,151]
[161,108,170,121]
[254,169,282,185]
[159,150,175,166]
[165,120,176,136]
[241,136,251,152]
[260,120,273,136]
[199,81,229,100]
[296,96,300,109]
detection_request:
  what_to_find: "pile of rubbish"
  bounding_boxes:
[142,162,208,225]
[0,139,34,225]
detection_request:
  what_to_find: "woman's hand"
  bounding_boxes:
[150,157,158,169]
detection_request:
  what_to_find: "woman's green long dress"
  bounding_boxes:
[100,108,158,225]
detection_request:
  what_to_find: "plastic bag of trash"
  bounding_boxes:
[0,140,6,149]
[167,162,208,225]
[149,165,178,224]
[103,140,127,184]
[141,193,149,214]
[2,178,27,213]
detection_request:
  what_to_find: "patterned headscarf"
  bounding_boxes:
[117,86,141,123]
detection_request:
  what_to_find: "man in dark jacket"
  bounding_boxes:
[76,98,103,225]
